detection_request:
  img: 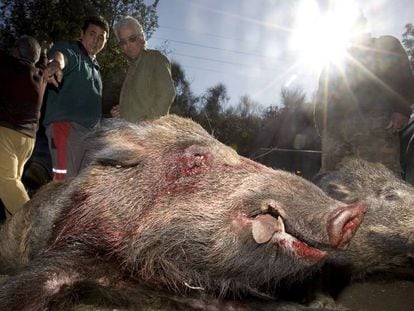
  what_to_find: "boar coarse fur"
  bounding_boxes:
[0,181,65,274]
[315,158,414,279]
[0,115,364,310]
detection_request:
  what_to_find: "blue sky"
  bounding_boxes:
[147,0,414,109]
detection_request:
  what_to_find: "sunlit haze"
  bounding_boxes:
[148,0,413,108]
[290,0,361,72]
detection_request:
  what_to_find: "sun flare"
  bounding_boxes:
[290,0,363,72]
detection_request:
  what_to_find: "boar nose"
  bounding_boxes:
[327,202,366,249]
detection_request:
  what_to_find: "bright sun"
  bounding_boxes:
[290,0,362,72]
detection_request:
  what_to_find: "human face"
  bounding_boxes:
[117,25,144,59]
[80,24,108,57]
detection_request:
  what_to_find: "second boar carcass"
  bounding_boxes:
[315,158,413,279]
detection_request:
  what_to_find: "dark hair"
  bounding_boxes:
[14,35,41,64]
[82,15,110,38]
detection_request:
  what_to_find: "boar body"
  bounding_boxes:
[0,116,365,310]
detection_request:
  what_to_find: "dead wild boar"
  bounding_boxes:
[0,181,66,274]
[303,158,414,310]
[0,115,365,310]
[314,158,414,279]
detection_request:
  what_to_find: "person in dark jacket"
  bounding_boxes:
[315,16,414,175]
[0,36,60,218]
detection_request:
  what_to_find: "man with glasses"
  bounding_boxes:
[43,15,109,180]
[112,16,175,123]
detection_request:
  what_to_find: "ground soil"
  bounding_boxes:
[1,275,413,310]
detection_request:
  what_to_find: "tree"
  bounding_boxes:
[250,105,282,157]
[218,95,263,156]
[169,61,199,118]
[0,0,160,110]
[235,95,261,118]
[277,87,307,148]
[402,23,414,71]
[0,0,159,45]
[0,0,159,81]
[197,83,229,135]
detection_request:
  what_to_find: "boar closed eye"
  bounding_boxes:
[380,188,400,201]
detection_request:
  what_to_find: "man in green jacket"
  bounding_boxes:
[112,16,175,122]
[44,15,109,180]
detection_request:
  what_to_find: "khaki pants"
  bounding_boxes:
[0,127,34,216]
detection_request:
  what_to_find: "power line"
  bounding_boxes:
[171,51,288,72]
[171,62,286,80]
[152,28,294,65]
[171,51,255,67]
[155,25,318,85]
[153,36,267,58]
[170,52,318,78]
[179,64,227,74]
[159,25,254,45]
[176,64,276,77]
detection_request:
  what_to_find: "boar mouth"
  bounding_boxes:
[251,214,327,263]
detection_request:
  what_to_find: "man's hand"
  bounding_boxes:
[386,112,409,133]
[110,104,121,118]
[45,60,63,87]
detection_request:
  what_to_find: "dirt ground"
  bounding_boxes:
[1,275,413,310]
[336,280,414,311]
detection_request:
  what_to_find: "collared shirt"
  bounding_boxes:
[119,48,175,123]
[43,41,103,128]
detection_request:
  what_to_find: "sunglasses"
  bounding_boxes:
[118,34,140,46]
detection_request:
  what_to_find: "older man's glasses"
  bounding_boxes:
[118,34,140,46]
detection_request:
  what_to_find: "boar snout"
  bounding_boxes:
[327,202,366,249]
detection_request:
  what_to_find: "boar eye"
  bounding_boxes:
[380,187,400,201]
[384,193,399,201]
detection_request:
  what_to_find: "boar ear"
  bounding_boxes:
[85,121,147,167]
